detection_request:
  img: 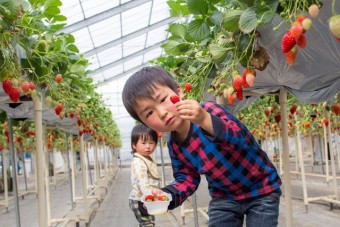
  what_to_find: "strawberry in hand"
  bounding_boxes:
[145,195,155,202]
[158,195,169,201]
[170,95,180,104]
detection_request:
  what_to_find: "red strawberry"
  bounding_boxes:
[227,94,235,105]
[282,32,296,53]
[145,195,155,202]
[236,89,243,100]
[158,195,169,201]
[296,15,306,24]
[55,74,62,83]
[29,81,35,90]
[242,68,256,77]
[55,103,63,115]
[232,75,243,92]
[9,87,20,102]
[290,103,298,115]
[21,81,30,93]
[184,83,192,92]
[323,118,329,127]
[170,95,180,104]
[297,34,306,48]
[264,108,271,117]
[274,113,281,123]
[331,103,340,116]
[242,69,256,88]
[290,23,303,40]
[285,50,297,65]
[2,79,13,94]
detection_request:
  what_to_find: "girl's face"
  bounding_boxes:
[133,136,156,157]
[134,85,186,134]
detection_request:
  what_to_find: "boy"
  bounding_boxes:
[122,66,282,227]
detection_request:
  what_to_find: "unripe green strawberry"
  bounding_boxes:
[308,4,320,18]
[329,15,340,38]
[302,18,312,30]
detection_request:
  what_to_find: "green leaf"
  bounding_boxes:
[0,111,7,123]
[187,19,210,41]
[239,7,257,33]
[67,44,79,53]
[161,41,191,56]
[255,0,279,24]
[51,14,67,23]
[209,10,224,25]
[168,23,187,40]
[237,0,256,6]
[208,43,230,63]
[167,0,190,17]
[187,0,208,15]
[223,9,243,32]
[44,6,60,19]
[49,23,66,31]
[44,0,62,8]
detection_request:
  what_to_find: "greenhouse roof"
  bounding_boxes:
[58,0,176,151]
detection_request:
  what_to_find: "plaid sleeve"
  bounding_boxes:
[202,102,258,150]
[162,143,201,210]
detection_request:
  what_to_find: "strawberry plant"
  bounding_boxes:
[153,0,328,101]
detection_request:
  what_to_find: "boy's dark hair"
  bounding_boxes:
[122,66,178,122]
[131,124,158,153]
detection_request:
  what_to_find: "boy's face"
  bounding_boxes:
[134,84,185,133]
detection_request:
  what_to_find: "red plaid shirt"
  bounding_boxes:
[163,102,281,209]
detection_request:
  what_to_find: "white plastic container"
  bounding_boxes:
[141,194,172,215]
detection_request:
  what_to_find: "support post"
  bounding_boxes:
[8,117,21,227]
[33,96,47,227]
[279,87,293,227]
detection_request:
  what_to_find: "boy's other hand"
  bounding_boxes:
[176,100,209,125]
[151,188,168,197]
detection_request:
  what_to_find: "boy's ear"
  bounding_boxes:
[177,85,185,100]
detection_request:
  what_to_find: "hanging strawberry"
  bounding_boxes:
[184,83,192,92]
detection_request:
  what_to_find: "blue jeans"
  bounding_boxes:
[208,188,281,227]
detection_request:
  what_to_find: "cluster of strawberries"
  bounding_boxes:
[223,68,256,105]
[2,79,36,103]
[281,4,321,64]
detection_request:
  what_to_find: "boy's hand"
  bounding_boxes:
[151,188,168,198]
[175,100,210,125]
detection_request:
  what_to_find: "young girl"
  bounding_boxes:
[128,124,160,227]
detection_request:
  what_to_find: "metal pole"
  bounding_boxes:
[33,96,47,227]
[191,192,199,227]
[295,115,308,208]
[65,133,74,210]
[326,112,338,198]
[159,136,166,187]
[94,139,99,183]
[279,87,293,227]
[22,151,28,191]
[80,135,88,216]
[8,117,21,227]
[85,142,93,186]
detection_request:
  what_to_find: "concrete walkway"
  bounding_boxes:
[0,162,340,226]
[90,165,340,227]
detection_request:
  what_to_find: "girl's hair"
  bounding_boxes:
[131,124,158,153]
[122,66,178,122]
